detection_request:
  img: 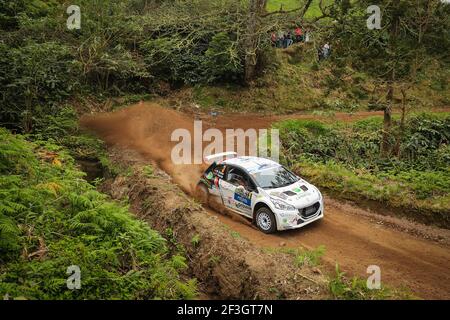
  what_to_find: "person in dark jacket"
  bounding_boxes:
[284,31,293,48]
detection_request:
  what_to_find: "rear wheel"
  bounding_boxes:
[255,207,277,234]
[195,183,209,205]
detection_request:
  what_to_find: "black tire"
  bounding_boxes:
[255,207,277,234]
[195,183,209,205]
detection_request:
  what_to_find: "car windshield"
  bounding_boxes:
[251,166,299,189]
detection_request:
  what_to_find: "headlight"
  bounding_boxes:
[270,198,296,212]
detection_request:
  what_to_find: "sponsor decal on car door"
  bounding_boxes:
[219,180,236,209]
[233,186,253,217]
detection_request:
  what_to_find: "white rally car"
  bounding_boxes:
[196,152,324,233]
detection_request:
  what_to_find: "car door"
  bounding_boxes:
[218,174,236,210]
[222,167,254,217]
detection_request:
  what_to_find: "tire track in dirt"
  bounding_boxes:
[212,199,450,299]
[81,102,450,299]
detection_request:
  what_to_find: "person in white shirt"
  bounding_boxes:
[323,43,330,58]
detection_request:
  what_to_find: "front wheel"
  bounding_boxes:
[255,207,277,234]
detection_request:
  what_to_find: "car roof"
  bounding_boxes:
[223,156,281,174]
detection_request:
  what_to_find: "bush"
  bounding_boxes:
[0,0,57,30]
[203,32,243,83]
[77,38,150,92]
[141,36,208,84]
[0,42,78,132]
[141,31,244,85]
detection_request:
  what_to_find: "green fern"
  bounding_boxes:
[0,129,197,299]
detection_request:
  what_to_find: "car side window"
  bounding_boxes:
[226,167,255,190]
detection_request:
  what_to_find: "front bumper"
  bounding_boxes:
[275,201,324,231]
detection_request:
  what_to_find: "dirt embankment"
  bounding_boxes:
[101,147,328,299]
[81,102,450,299]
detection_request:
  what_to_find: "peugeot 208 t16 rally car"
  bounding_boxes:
[196,152,324,234]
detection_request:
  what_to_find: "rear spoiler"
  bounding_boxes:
[204,152,237,164]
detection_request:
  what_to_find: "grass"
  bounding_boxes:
[264,246,411,299]
[266,0,304,12]
[189,48,333,113]
[208,255,221,265]
[142,165,154,178]
[230,230,242,239]
[191,234,201,247]
[329,264,414,300]
[266,0,332,18]
[294,245,325,267]
[184,44,447,115]
[264,245,326,267]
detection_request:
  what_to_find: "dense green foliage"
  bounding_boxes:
[0,0,254,132]
[0,42,79,132]
[1,0,448,131]
[277,113,450,219]
[330,0,450,79]
[0,129,196,299]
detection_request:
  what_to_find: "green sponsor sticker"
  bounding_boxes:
[293,187,302,193]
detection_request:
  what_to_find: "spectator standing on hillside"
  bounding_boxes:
[304,29,310,42]
[295,26,303,43]
[277,30,284,48]
[271,32,277,46]
[284,31,293,48]
[317,47,323,61]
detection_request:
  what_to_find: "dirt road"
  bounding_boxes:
[81,102,450,299]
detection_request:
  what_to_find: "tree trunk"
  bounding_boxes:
[244,0,266,83]
[381,7,400,157]
[394,88,407,156]
[381,85,393,156]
